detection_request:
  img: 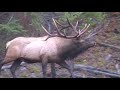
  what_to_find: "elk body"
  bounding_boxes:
[0,36,49,76]
[6,36,49,49]
[3,36,49,65]
[0,18,97,78]
[20,36,95,78]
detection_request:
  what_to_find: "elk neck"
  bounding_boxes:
[58,38,95,60]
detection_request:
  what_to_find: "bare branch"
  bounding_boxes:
[48,23,51,32]
[7,13,14,23]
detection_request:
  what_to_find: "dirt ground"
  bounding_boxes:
[0,16,120,78]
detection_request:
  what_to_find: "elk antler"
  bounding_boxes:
[42,18,90,39]
[65,18,90,39]
[41,25,58,37]
[53,18,70,32]
[41,18,69,37]
[66,18,78,33]
[84,23,104,40]
[52,18,65,37]
[77,24,90,38]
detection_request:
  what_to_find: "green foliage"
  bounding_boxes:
[0,20,24,35]
[59,12,84,22]
[59,12,107,26]
[30,12,42,32]
[28,65,40,73]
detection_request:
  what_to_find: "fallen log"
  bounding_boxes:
[74,64,120,78]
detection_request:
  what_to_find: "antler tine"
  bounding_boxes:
[54,18,70,30]
[54,18,70,33]
[84,24,103,40]
[75,21,79,30]
[52,18,58,29]
[52,18,66,37]
[53,18,65,27]
[76,23,87,37]
[78,23,87,32]
[52,18,60,34]
[77,24,90,37]
[41,25,55,36]
[67,18,78,33]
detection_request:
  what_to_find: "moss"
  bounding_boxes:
[75,59,89,65]
[28,65,40,74]
[106,36,120,42]
[20,72,29,78]
[104,48,112,53]
[97,60,105,66]
[94,52,100,57]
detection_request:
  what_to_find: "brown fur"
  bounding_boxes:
[1,36,48,68]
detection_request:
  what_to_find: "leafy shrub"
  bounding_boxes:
[59,12,107,26]
[30,12,42,32]
[0,20,25,36]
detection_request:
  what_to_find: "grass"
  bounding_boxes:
[27,64,40,74]
[111,35,120,40]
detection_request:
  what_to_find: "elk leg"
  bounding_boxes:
[0,57,19,74]
[10,59,22,78]
[41,59,48,78]
[58,61,74,78]
[51,63,56,78]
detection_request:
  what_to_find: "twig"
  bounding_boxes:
[97,42,120,50]
[7,13,14,23]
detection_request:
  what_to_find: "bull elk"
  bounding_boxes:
[0,18,98,78]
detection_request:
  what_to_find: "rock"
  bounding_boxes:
[30,73,36,78]
[20,67,27,71]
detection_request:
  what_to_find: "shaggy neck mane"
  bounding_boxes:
[60,40,94,61]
